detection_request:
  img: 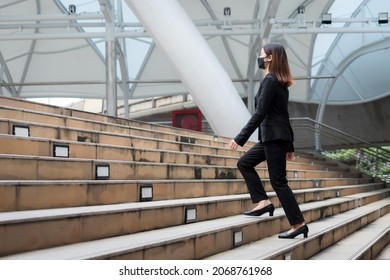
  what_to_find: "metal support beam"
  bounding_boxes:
[116,0,130,119]
[271,27,390,34]
[99,0,117,117]
[0,52,17,96]
[0,13,104,22]
[269,15,390,34]
[0,29,264,41]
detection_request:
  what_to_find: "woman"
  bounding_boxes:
[229,43,308,239]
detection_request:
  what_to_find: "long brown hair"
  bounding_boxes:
[263,43,294,88]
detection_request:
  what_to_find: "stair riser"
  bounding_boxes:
[0,156,353,181]
[0,180,248,211]
[0,179,378,212]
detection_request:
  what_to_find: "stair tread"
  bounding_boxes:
[205,198,390,260]
[0,185,387,224]
[2,196,389,260]
[0,193,250,223]
[0,153,349,173]
[376,243,390,260]
[310,213,390,259]
[0,177,372,185]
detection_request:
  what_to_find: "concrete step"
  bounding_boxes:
[0,96,225,142]
[375,243,390,259]
[0,118,244,158]
[0,105,228,148]
[0,135,349,175]
[1,189,389,259]
[309,212,390,259]
[0,134,239,166]
[204,196,390,260]
[0,178,377,212]
[0,153,356,181]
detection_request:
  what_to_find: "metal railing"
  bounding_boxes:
[290,117,390,183]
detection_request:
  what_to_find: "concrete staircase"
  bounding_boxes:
[0,96,388,260]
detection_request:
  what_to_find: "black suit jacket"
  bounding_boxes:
[234,73,294,151]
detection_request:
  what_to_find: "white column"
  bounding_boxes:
[125,0,254,139]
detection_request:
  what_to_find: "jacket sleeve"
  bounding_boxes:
[234,76,276,146]
[288,123,295,152]
[288,141,295,152]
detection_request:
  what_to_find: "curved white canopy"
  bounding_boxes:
[1,0,389,112]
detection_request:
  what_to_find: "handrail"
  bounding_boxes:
[290,117,388,151]
[290,117,390,183]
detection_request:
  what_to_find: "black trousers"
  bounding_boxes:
[237,140,304,226]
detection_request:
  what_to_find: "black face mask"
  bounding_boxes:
[257,57,266,69]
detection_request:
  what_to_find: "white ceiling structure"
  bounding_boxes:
[1,0,390,123]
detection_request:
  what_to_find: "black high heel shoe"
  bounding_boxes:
[243,204,275,217]
[278,224,309,239]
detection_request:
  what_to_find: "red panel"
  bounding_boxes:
[172,109,202,132]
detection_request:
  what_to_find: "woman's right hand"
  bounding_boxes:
[286,152,296,161]
[229,139,238,150]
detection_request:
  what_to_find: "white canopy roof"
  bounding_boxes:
[1,0,389,109]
